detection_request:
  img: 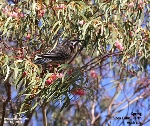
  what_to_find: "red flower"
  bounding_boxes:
[3,6,24,18]
[57,73,64,78]
[10,11,18,18]
[30,94,36,98]
[55,4,66,9]
[78,20,85,25]
[19,13,25,18]
[115,40,124,51]
[45,74,59,86]
[38,9,46,17]
[128,2,134,8]
[51,74,58,81]
[45,79,53,85]
[22,71,27,77]
[90,70,98,78]
[68,69,73,75]
[26,34,30,39]
[72,89,85,96]
[129,31,133,37]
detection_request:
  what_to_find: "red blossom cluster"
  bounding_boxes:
[35,4,47,18]
[90,70,98,78]
[2,6,24,18]
[128,2,134,8]
[26,34,31,39]
[129,31,133,37]
[115,40,124,51]
[71,89,85,96]
[15,49,24,59]
[78,20,85,25]
[68,69,73,75]
[45,74,58,85]
[128,0,144,9]
[22,71,27,77]
[54,4,66,10]
[45,73,64,85]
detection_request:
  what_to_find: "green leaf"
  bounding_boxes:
[4,17,12,27]
[4,65,10,81]
[60,94,70,111]
[10,65,21,79]
[51,21,61,33]
[0,0,5,5]
[2,54,8,67]
[82,20,93,39]
[100,97,111,111]
[30,102,38,111]
[41,72,52,88]
[45,0,49,5]
[31,0,36,15]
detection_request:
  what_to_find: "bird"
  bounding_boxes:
[34,41,77,66]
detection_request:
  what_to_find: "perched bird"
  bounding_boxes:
[34,42,76,66]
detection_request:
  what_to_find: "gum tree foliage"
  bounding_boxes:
[0,0,150,126]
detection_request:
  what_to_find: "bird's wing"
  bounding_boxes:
[34,57,52,64]
[40,46,71,60]
[41,52,67,59]
[34,48,71,65]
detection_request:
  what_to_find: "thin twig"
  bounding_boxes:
[42,102,48,126]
